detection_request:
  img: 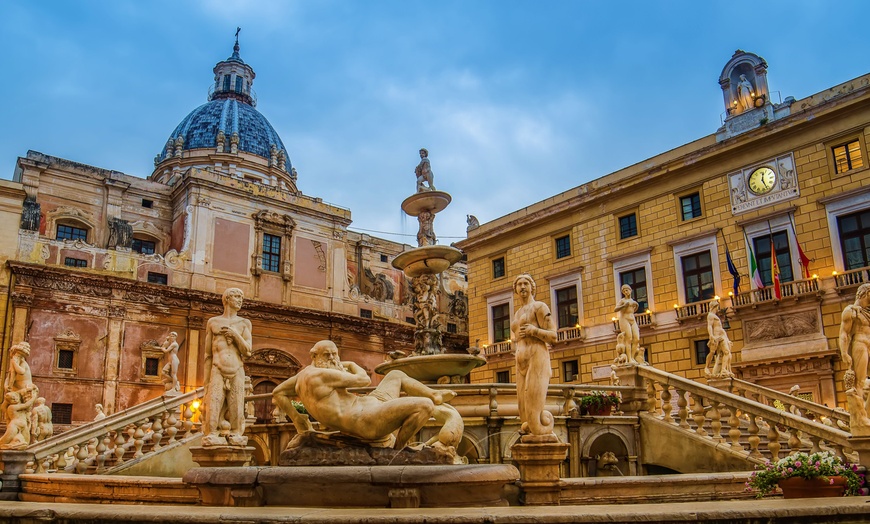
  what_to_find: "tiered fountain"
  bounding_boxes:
[375,149,486,383]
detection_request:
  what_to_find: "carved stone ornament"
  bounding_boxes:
[745,310,819,342]
[20,197,40,231]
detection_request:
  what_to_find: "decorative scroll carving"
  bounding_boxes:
[246,349,301,378]
[17,274,113,298]
[745,311,819,342]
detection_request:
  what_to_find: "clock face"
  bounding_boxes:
[747,167,776,195]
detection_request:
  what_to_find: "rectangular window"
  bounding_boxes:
[681,251,714,303]
[380,254,388,263]
[833,140,864,174]
[360,309,373,319]
[491,303,511,343]
[144,357,160,376]
[555,285,578,329]
[223,75,231,91]
[619,213,638,239]
[64,257,87,268]
[52,403,73,425]
[141,199,153,208]
[132,238,156,254]
[447,322,457,334]
[563,360,579,382]
[694,339,710,367]
[57,224,88,241]
[496,370,510,383]
[57,349,74,369]
[492,257,505,279]
[147,272,168,285]
[262,233,281,272]
[752,231,793,285]
[555,235,571,259]
[838,209,870,270]
[680,192,702,221]
[234,76,243,94]
[619,268,649,312]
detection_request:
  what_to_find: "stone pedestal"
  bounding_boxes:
[189,446,254,468]
[0,450,34,500]
[511,440,569,506]
[615,365,647,416]
[847,435,870,468]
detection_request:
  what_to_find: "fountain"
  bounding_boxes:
[375,148,486,383]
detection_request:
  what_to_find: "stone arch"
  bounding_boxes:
[45,206,97,243]
[718,50,770,116]
[581,426,632,477]
[129,220,170,254]
[247,432,270,466]
[246,349,302,423]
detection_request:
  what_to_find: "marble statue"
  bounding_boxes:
[160,332,181,393]
[613,332,629,366]
[412,274,442,355]
[202,288,252,447]
[0,386,37,449]
[614,285,640,365]
[466,215,480,232]
[704,299,734,378]
[20,197,40,231]
[839,283,870,429]
[416,210,436,246]
[737,74,755,112]
[2,342,33,414]
[30,397,53,443]
[415,148,436,192]
[512,273,558,439]
[94,403,106,421]
[273,340,463,456]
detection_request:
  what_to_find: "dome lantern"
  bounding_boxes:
[208,28,257,107]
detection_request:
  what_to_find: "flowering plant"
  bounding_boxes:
[578,390,620,410]
[745,451,864,498]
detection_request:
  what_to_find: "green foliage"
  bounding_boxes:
[745,451,863,498]
[290,400,308,415]
[577,390,621,410]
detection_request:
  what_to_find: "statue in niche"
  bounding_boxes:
[466,215,480,232]
[2,342,33,414]
[160,332,181,394]
[20,197,40,231]
[414,148,436,192]
[0,386,37,449]
[704,299,734,378]
[839,283,870,430]
[30,397,53,443]
[737,74,755,112]
[512,273,558,441]
[94,404,107,421]
[416,210,436,246]
[614,284,640,365]
[202,288,252,447]
[107,217,133,249]
[272,340,463,461]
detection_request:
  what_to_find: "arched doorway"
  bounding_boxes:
[246,349,302,423]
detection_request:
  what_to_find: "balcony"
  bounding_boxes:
[731,276,822,309]
[674,300,712,322]
[557,326,584,342]
[834,266,870,293]
[483,340,512,357]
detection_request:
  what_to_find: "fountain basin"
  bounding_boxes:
[375,353,487,382]
[401,191,452,217]
[392,246,463,277]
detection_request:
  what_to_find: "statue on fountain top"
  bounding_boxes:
[415,148,436,192]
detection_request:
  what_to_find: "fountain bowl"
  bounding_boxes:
[392,246,463,278]
[375,353,487,383]
[401,191,452,217]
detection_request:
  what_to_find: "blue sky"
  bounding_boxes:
[3,1,869,244]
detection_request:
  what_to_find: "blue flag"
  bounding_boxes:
[725,245,740,296]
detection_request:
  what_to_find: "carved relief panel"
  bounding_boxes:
[728,153,798,215]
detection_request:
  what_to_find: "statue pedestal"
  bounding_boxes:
[189,445,255,468]
[0,450,35,500]
[511,439,569,506]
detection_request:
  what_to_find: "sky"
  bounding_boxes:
[3,1,870,245]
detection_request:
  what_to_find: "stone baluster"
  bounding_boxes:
[727,406,743,451]
[74,444,89,474]
[488,387,498,417]
[746,414,762,460]
[661,386,673,424]
[708,400,723,443]
[151,414,164,452]
[676,388,690,429]
[133,421,147,458]
[124,424,138,454]
[645,379,657,413]
[182,404,195,439]
[56,450,68,471]
[808,435,822,454]
[114,430,127,465]
[562,388,577,416]
[95,434,109,473]
[764,418,781,460]
[24,461,35,474]
[692,394,708,437]
[787,428,802,455]
[165,410,179,443]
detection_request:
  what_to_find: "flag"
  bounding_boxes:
[725,244,740,296]
[796,238,811,279]
[748,243,764,289]
[771,237,782,300]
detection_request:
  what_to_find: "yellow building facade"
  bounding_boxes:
[457,51,870,408]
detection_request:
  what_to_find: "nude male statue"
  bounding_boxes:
[202,288,252,446]
[839,283,870,428]
[272,340,462,454]
[415,148,436,192]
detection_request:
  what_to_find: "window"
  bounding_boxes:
[235,76,243,94]
[619,213,638,239]
[752,231,793,285]
[447,322,457,334]
[262,233,281,272]
[380,254,388,263]
[132,238,156,254]
[52,403,73,425]
[57,224,88,241]
[832,139,864,174]
[491,303,511,343]
[563,360,579,382]
[619,268,649,313]
[680,192,702,221]
[64,257,87,268]
[147,272,168,285]
[555,235,571,259]
[694,339,710,367]
[222,75,231,91]
[360,309,373,319]
[681,251,714,303]
[839,209,870,270]
[555,286,578,329]
[144,357,160,376]
[57,349,74,370]
[492,257,505,279]
[496,370,510,383]
[141,199,153,209]
[406,317,415,324]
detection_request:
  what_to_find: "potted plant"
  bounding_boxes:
[578,391,620,416]
[745,451,865,499]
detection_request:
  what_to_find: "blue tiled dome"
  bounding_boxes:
[159,98,287,163]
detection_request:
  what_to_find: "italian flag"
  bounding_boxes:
[748,244,764,289]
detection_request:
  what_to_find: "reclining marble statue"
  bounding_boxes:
[272,340,464,461]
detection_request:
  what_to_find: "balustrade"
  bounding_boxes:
[835,266,870,291]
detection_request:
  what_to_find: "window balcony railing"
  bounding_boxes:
[556,326,584,342]
[731,276,822,309]
[834,266,870,292]
[674,300,712,321]
[483,340,513,356]
[611,311,655,332]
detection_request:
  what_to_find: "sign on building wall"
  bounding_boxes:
[728,152,799,215]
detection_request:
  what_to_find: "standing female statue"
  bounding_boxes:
[512,273,557,438]
[614,284,640,364]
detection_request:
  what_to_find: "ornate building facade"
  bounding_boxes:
[457,51,870,408]
[0,39,468,426]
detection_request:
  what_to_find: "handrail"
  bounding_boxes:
[722,377,850,427]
